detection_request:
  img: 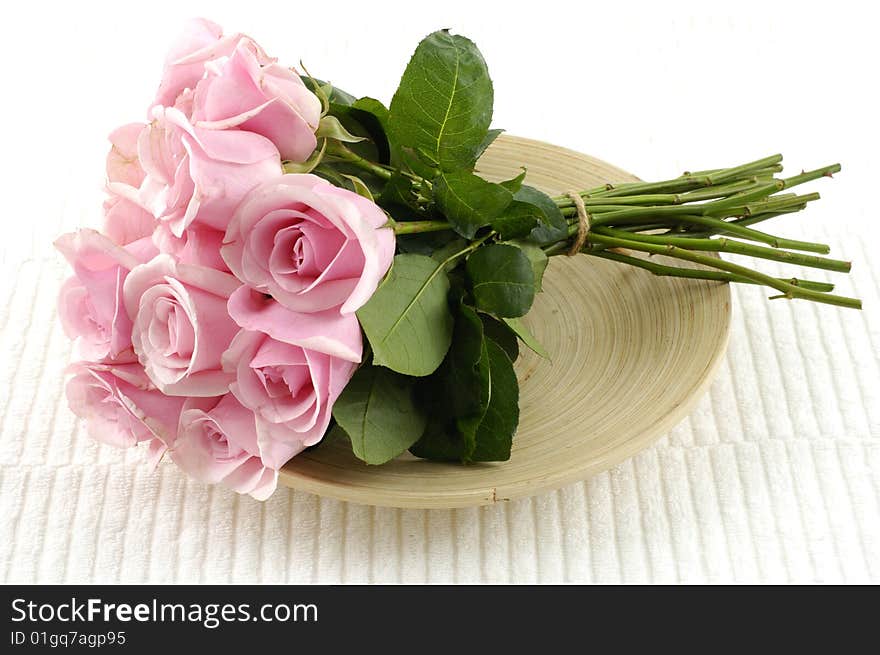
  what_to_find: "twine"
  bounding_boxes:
[566,191,591,255]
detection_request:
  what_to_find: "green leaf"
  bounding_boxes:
[475,128,503,159]
[323,423,350,445]
[311,163,349,188]
[490,200,541,240]
[466,244,535,317]
[410,302,486,461]
[332,97,392,163]
[379,170,419,211]
[430,238,469,269]
[316,160,386,197]
[480,313,519,361]
[410,325,519,463]
[408,420,467,461]
[434,171,513,239]
[357,254,454,377]
[508,240,549,292]
[282,139,327,174]
[340,174,375,201]
[500,168,527,193]
[397,147,442,181]
[503,316,549,359]
[514,185,569,244]
[470,339,519,462]
[443,304,486,417]
[388,30,494,172]
[455,337,491,458]
[301,77,357,106]
[333,365,427,465]
[396,231,458,256]
[315,115,366,143]
[351,97,390,123]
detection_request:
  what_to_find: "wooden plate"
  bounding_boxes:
[279,135,731,508]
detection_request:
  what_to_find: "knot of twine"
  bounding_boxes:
[566,191,591,256]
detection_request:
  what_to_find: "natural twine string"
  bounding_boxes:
[566,191,591,255]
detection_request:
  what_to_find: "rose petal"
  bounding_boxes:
[124,254,239,396]
[221,174,394,317]
[107,123,147,187]
[66,362,184,449]
[192,41,320,162]
[171,394,279,499]
[227,286,362,362]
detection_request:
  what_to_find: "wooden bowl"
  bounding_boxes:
[278,135,732,508]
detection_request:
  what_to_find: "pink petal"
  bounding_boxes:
[103,192,156,246]
[254,419,309,469]
[191,42,320,162]
[106,123,147,187]
[227,286,363,362]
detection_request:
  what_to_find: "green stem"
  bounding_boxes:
[591,154,784,199]
[672,178,773,203]
[584,232,860,309]
[350,147,857,309]
[699,181,786,214]
[443,232,494,266]
[591,227,850,272]
[559,191,819,223]
[731,207,807,229]
[581,249,837,293]
[704,192,821,218]
[666,207,807,238]
[700,154,784,185]
[392,220,453,235]
[326,142,393,181]
[582,212,830,253]
[781,163,841,189]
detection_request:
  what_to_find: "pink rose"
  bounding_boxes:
[227,285,363,362]
[106,123,147,187]
[153,18,271,109]
[55,229,156,361]
[171,394,282,500]
[65,361,184,465]
[152,221,229,272]
[222,295,359,469]
[103,184,156,246]
[103,124,157,246]
[123,254,240,397]
[193,40,322,162]
[221,174,395,316]
[138,105,281,237]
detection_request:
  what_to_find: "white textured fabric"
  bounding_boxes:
[1,171,877,583]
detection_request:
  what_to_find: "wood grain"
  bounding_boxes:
[278,135,731,508]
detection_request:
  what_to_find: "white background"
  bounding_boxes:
[0,0,877,583]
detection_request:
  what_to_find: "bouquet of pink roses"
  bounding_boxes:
[57,18,859,499]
